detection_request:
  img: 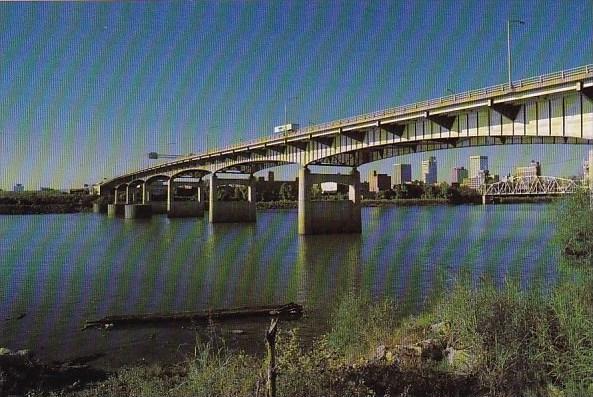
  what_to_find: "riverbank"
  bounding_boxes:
[0,192,95,214]
[0,196,558,215]
[16,275,593,397]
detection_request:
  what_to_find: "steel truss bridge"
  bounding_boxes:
[481,176,581,197]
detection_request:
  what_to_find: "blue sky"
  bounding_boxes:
[0,0,592,189]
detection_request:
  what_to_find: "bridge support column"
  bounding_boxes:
[107,204,125,217]
[141,183,148,204]
[209,174,256,223]
[124,204,152,219]
[108,187,125,217]
[92,202,107,213]
[298,167,361,235]
[125,185,130,204]
[482,195,487,205]
[168,180,205,218]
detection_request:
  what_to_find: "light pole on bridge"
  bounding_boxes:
[284,96,298,127]
[507,19,525,88]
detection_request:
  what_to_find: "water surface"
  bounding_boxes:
[0,204,559,366]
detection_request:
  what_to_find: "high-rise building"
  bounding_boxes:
[469,155,488,179]
[13,184,24,192]
[369,170,391,192]
[514,160,541,177]
[421,157,437,184]
[451,167,469,185]
[393,164,412,185]
[468,170,488,189]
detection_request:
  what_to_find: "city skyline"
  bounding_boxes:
[1,0,592,190]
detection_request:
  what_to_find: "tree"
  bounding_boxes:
[279,183,295,201]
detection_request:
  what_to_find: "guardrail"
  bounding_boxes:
[106,64,593,184]
[214,64,593,153]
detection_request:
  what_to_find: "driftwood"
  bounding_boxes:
[266,317,279,397]
[82,303,302,330]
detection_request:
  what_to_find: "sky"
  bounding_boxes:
[0,0,592,190]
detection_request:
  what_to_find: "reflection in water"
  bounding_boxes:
[296,234,362,312]
[0,204,559,364]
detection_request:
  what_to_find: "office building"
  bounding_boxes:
[469,155,488,179]
[515,160,541,177]
[369,170,391,192]
[421,156,437,184]
[393,163,412,185]
[13,184,24,192]
[468,170,488,189]
[451,167,469,185]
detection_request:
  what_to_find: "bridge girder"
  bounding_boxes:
[100,64,593,192]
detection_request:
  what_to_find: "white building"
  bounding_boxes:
[515,160,541,177]
[421,157,437,184]
[469,155,488,179]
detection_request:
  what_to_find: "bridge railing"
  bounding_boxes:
[215,64,593,154]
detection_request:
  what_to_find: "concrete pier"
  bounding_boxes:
[209,174,256,223]
[167,180,205,218]
[298,167,361,235]
[168,200,204,218]
[92,202,107,213]
[150,201,168,214]
[124,204,152,219]
[107,203,126,217]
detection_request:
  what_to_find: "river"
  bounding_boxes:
[0,204,559,368]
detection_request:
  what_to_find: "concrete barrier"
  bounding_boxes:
[107,204,126,217]
[124,204,153,219]
[168,201,204,218]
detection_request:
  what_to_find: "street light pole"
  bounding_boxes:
[284,96,298,126]
[507,19,525,88]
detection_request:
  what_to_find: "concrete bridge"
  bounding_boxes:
[98,64,593,234]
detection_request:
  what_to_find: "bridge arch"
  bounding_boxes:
[145,174,170,185]
[213,160,296,174]
[170,168,210,180]
[306,136,593,168]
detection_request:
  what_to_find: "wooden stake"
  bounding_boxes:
[266,317,279,397]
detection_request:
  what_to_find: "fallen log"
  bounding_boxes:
[82,302,303,330]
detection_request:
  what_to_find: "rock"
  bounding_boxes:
[375,345,387,361]
[385,350,397,364]
[15,350,30,357]
[0,347,12,356]
[429,321,450,335]
[444,347,475,374]
[396,344,422,357]
[417,339,445,361]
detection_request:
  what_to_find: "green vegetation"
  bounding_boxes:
[555,189,593,269]
[0,191,96,214]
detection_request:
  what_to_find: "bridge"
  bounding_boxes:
[480,176,580,204]
[97,64,593,234]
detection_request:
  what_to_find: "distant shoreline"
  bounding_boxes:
[0,196,560,215]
